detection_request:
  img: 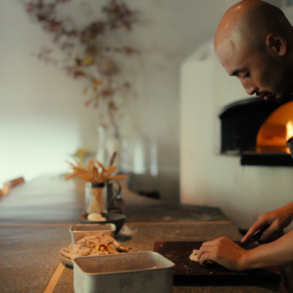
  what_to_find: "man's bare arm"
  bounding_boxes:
[242,202,293,242]
[244,229,293,269]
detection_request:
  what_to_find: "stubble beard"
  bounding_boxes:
[261,57,293,103]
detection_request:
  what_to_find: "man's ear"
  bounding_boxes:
[266,33,287,56]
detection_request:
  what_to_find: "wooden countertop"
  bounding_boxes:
[0,175,286,293]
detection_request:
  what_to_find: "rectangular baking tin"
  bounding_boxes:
[73,251,175,293]
[69,224,116,244]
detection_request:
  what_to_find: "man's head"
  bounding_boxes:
[215,0,293,103]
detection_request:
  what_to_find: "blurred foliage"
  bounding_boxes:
[25,0,138,122]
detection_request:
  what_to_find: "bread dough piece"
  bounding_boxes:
[189,249,199,262]
[88,213,104,221]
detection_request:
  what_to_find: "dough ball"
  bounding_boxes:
[189,249,199,262]
[87,213,103,221]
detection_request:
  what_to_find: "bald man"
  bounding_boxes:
[197,0,293,271]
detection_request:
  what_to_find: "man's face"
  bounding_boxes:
[215,40,293,103]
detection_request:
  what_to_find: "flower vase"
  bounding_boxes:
[85,182,107,214]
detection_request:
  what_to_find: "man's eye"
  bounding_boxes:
[243,72,250,79]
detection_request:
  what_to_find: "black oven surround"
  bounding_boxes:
[219,97,293,167]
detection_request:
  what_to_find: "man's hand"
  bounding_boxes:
[242,202,293,243]
[197,237,249,271]
[198,230,293,271]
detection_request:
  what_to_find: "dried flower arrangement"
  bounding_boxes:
[24,0,138,123]
[65,152,128,213]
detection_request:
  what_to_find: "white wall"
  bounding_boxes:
[180,6,293,229]
[1,0,242,200]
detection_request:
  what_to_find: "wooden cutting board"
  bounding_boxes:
[153,241,280,286]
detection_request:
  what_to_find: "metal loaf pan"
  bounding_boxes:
[73,251,175,293]
[69,224,116,244]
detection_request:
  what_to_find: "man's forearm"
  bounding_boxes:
[242,229,293,270]
[283,201,293,219]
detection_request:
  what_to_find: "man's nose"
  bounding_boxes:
[243,83,258,96]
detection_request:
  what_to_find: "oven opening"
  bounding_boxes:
[256,101,293,154]
[219,98,293,166]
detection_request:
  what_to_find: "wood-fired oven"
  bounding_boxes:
[219,98,293,166]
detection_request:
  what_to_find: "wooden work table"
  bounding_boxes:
[0,175,286,293]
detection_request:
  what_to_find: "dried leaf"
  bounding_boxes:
[82,56,93,65]
[93,167,99,182]
[74,158,85,170]
[92,79,103,86]
[105,166,117,177]
[87,160,95,174]
[95,159,106,172]
[64,170,79,181]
